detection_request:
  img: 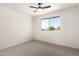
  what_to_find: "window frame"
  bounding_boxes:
[41,16,60,31]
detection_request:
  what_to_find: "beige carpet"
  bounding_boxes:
[0,40,79,56]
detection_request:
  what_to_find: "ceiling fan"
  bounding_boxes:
[30,3,51,13]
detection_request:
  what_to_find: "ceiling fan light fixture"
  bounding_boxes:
[30,3,51,13]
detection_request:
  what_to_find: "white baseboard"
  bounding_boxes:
[0,39,32,50]
[34,39,79,49]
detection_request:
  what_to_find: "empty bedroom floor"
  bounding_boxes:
[0,40,79,56]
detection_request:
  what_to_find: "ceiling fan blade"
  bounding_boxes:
[41,5,51,9]
[30,6,38,9]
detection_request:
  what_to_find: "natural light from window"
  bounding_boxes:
[41,16,60,31]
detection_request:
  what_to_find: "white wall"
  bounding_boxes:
[34,5,79,49]
[0,5,33,49]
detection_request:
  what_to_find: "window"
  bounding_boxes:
[41,16,60,31]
